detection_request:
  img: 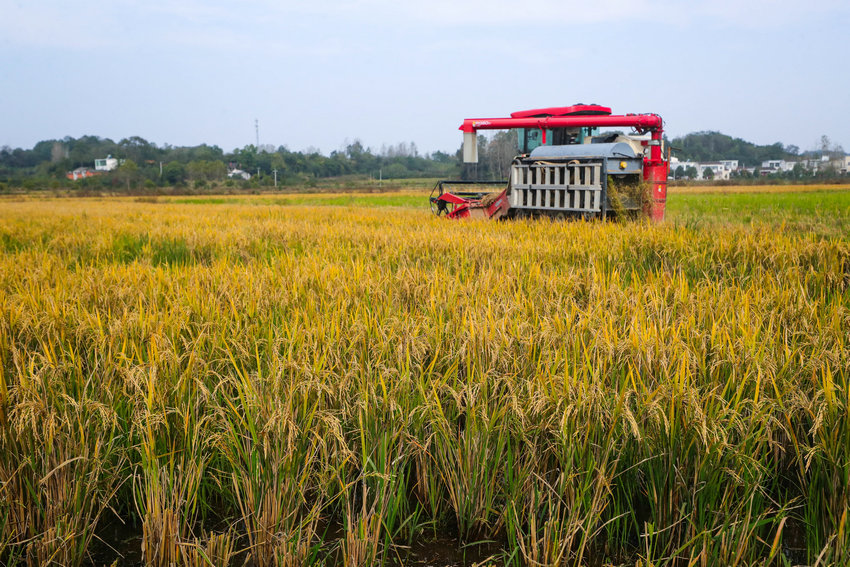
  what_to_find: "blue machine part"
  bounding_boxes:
[529,142,636,159]
[529,142,642,174]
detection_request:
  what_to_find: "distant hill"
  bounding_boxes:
[669,131,795,166]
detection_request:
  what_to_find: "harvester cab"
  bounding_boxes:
[430,104,669,221]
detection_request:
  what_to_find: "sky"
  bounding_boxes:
[1,0,848,156]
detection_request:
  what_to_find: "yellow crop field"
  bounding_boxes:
[0,191,848,566]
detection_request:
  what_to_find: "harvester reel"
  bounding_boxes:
[429,185,448,216]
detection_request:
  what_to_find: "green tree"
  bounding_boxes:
[487,130,518,179]
[187,160,226,182]
[231,145,258,172]
[383,162,409,179]
[116,159,140,190]
[270,154,288,181]
[119,136,157,164]
[671,131,791,166]
[163,161,186,185]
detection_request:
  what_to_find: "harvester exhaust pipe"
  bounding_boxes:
[462,131,478,163]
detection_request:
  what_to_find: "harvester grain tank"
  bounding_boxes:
[431,104,669,221]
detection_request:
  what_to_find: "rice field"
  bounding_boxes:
[0,187,848,566]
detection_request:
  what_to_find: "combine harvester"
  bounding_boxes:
[431,104,669,221]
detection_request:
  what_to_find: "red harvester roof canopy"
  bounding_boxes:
[510,104,612,119]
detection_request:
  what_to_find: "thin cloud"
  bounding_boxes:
[239,0,847,28]
[680,0,849,28]
[0,3,112,49]
[2,0,846,52]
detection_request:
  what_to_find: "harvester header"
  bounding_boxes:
[432,103,669,222]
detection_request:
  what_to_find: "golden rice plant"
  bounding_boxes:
[0,193,847,565]
[217,368,324,567]
[0,335,125,567]
[180,530,235,567]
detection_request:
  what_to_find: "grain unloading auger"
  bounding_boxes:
[430,104,669,221]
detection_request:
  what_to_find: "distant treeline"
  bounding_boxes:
[669,131,845,166]
[1,130,846,193]
[0,136,463,192]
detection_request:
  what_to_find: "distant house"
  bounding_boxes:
[68,155,125,180]
[760,159,783,174]
[94,156,122,171]
[668,157,699,179]
[227,168,251,180]
[700,162,731,180]
[669,157,733,180]
[759,159,796,174]
[803,158,823,172]
[66,167,99,180]
[830,156,850,174]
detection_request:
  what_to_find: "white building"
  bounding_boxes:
[700,162,731,180]
[761,159,783,172]
[830,156,850,174]
[759,159,798,175]
[227,168,251,180]
[669,157,734,180]
[804,159,823,172]
[94,156,122,171]
[669,157,697,179]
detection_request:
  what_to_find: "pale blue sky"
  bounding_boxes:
[1,1,848,155]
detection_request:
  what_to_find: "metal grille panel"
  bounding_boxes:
[510,162,603,212]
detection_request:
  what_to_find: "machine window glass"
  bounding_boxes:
[524,129,551,153]
[527,129,541,152]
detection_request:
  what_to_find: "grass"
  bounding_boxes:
[0,185,848,566]
[666,189,850,237]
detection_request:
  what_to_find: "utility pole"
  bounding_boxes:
[255,119,259,149]
[273,168,278,188]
